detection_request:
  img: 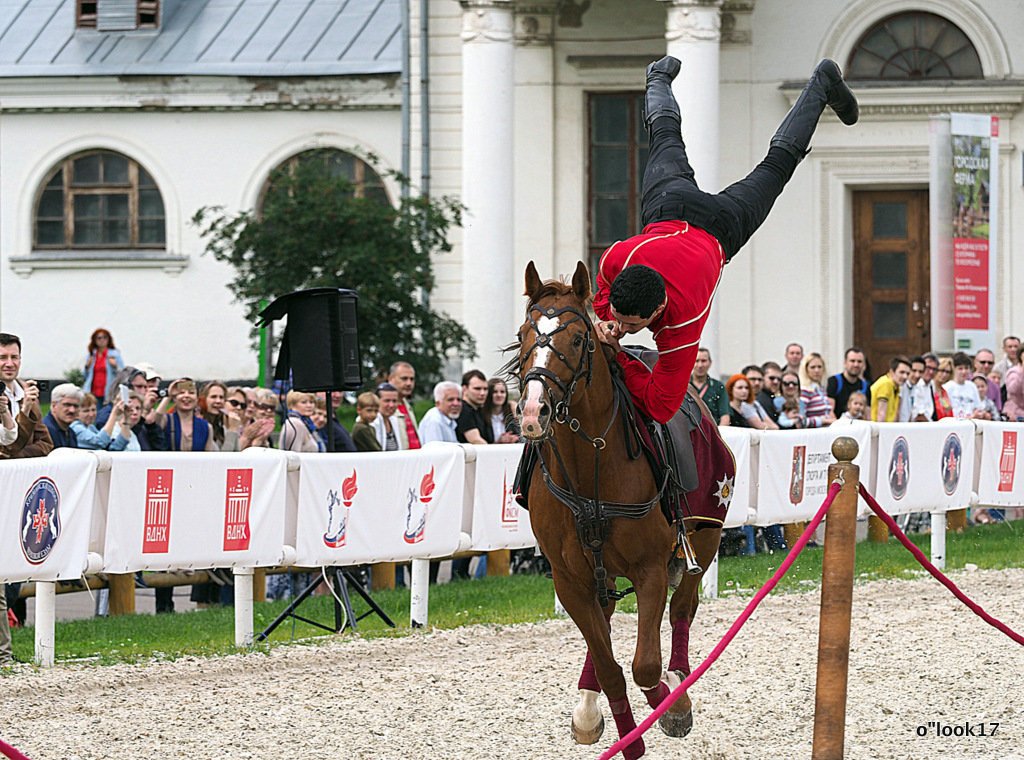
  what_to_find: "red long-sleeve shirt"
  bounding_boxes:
[593,220,724,424]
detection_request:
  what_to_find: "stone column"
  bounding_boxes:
[659,0,723,362]
[459,0,516,372]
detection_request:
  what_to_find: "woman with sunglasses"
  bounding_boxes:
[774,371,807,428]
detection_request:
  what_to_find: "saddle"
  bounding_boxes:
[620,346,701,496]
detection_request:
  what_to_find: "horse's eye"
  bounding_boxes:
[572,334,584,347]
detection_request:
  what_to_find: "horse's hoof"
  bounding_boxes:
[571,714,605,744]
[658,708,693,737]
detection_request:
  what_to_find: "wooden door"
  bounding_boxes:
[853,190,930,377]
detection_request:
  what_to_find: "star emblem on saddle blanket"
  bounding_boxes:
[714,476,734,509]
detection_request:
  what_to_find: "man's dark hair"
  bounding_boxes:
[608,265,665,319]
[888,355,910,372]
[909,355,924,366]
[0,332,21,350]
[952,351,973,369]
[461,369,486,387]
[844,347,865,359]
[761,360,782,373]
[741,364,763,376]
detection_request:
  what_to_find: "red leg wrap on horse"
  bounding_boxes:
[669,616,691,675]
[607,697,645,760]
[577,614,612,692]
[578,650,601,692]
[642,681,670,709]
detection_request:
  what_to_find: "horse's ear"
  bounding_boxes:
[571,260,592,302]
[524,261,543,299]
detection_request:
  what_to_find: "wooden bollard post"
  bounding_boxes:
[372,562,397,591]
[867,514,889,543]
[486,549,510,576]
[811,437,860,760]
[108,573,136,615]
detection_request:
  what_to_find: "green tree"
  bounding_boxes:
[192,151,475,388]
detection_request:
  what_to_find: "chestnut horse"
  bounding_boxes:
[511,261,731,760]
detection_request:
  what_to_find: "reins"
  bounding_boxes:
[516,300,669,607]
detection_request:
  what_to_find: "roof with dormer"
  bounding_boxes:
[0,0,401,78]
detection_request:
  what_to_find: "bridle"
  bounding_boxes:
[518,301,595,426]
[515,298,667,607]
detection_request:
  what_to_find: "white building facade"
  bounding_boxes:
[1,0,1022,382]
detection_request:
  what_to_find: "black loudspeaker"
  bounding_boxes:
[257,288,362,391]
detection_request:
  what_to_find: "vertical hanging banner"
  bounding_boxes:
[975,420,1024,506]
[950,112,998,352]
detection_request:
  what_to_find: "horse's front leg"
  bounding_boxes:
[554,573,646,760]
[662,525,723,737]
[573,609,613,745]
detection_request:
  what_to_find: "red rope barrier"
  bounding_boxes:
[596,481,843,760]
[858,483,1024,646]
[0,739,33,760]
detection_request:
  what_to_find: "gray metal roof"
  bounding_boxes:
[0,0,402,78]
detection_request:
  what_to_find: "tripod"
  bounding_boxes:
[256,567,395,642]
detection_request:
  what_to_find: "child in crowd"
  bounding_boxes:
[777,398,804,429]
[973,375,1002,420]
[835,390,868,423]
[351,391,382,452]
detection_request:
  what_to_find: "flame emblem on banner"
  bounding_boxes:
[419,467,436,503]
[342,470,358,507]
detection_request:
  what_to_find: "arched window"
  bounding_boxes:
[847,12,983,80]
[259,148,389,212]
[34,150,166,249]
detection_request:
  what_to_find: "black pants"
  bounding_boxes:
[641,116,800,261]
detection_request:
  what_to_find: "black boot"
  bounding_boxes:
[770,59,858,160]
[643,55,682,129]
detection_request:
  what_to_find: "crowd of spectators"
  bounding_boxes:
[712,337,1024,553]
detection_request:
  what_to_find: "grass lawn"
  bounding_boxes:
[5,519,1021,668]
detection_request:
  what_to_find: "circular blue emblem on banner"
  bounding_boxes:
[20,477,61,565]
[888,436,910,500]
[941,433,963,496]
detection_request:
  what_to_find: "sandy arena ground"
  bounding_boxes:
[2,567,1022,760]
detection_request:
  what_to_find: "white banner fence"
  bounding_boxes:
[3,422,1021,666]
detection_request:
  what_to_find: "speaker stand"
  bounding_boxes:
[255,567,395,642]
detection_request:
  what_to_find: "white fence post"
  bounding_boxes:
[233,567,255,646]
[701,553,719,599]
[34,581,56,667]
[410,558,429,628]
[930,511,947,570]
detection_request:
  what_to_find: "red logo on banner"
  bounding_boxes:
[143,469,173,553]
[223,469,252,551]
[789,446,806,504]
[501,471,519,526]
[341,470,358,507]
[419,467,436,503]
[998,431,1017,492]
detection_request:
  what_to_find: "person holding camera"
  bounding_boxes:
[0,332,53,460]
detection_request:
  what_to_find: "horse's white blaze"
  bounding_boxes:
[519,314,562,436]
[572,689,603,732]
[531,315,560,371]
